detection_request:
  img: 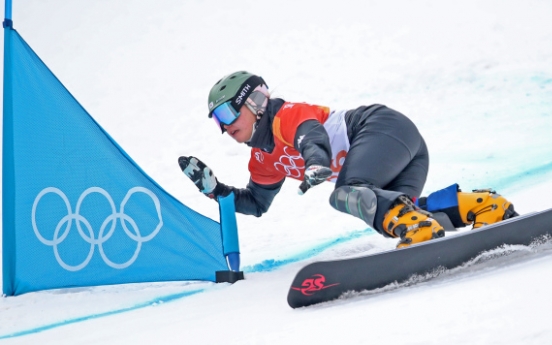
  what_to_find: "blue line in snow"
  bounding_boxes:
[243,228,375,273]
[0,288,205,340]
[490,161,552,193]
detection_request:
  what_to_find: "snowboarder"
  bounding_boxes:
[179,71,518,248]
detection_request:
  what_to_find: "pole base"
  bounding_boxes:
[216,270,244,284]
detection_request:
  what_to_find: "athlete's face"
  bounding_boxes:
[223,105,257,143]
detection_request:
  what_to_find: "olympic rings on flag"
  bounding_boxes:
[31,187,163,271]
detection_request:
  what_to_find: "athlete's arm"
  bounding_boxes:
[179,155,284,217]
[215,178,285,217]
[294,120,332,168]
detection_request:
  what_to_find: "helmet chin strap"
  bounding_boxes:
[246,115,261,143]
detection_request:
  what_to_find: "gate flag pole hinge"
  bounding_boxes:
[216,192,244,283]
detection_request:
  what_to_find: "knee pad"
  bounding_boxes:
[329,186,377,229]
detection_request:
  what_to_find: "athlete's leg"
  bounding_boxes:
[330,106,443,246]
[383,138,429,199]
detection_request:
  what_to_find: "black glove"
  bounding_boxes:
[298,165,333,195]
[178,156,218,197]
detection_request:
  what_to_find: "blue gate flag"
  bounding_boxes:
[2,27,232,296]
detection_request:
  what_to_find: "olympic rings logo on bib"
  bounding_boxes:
[274,146,305,179]
[32,186,163,271]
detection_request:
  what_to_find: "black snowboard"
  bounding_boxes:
[287,208,552,308]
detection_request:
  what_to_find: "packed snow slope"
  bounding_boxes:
[1,0,552,344]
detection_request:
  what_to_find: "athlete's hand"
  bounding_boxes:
[178,156,218,196]
[298,165,333,195]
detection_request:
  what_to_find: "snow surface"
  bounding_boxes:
[1,0,552,343]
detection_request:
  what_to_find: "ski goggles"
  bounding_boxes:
[212,101,240,132]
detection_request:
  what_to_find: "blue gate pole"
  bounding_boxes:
[3,0,15,296]
[218,192,240,271]
[4,0,12,27]
[215,192,244,283]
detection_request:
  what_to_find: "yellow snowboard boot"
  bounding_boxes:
[457,189,518,229]
[383,195,445,249]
